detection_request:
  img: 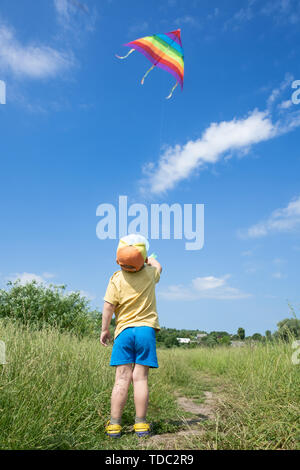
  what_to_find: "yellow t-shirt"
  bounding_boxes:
[104,264,161,339]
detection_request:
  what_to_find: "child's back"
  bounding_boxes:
[104,264,160,339]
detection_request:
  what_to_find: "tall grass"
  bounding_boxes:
[0,319,299,450]
[170,344,300,449]
[0,320,182,450]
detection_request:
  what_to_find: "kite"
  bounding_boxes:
[116,29,184,99]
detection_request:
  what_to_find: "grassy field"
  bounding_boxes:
[0,319,299,450]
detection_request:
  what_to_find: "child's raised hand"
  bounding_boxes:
[100,329,111,346]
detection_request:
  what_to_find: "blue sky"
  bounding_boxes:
[1,0,300,336]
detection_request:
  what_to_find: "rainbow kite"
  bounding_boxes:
[116,29,184,99]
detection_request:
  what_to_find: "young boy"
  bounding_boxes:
[100,235,162,438]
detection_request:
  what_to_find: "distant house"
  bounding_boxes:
[196,333,207,342]
[230,341,245,348]
[176,338,191,344]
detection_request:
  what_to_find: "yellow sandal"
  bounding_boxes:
[133,422,151,437]
[106,420,122,438]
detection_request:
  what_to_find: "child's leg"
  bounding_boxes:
[110,364,133,421]
[132,364,149,420]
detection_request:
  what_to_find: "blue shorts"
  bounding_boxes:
[110,326,158,368]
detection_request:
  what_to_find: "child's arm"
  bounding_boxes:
[100,301,115,346]
[146,257,162,274]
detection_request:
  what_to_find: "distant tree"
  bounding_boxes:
[231,334,239,341]
[252,333,263,341]
[265,330,272,341]
[218,335,231,346]
[237,327,245,340]
[275,318,300,341]
[205,335,218,348]
[164,336,179,348]
[210,331,230,338]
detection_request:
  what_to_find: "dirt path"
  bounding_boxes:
[141,389,218,450]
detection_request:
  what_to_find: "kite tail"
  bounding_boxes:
[141,64,155,85]
[115,48,135,59]
[166,81,178,99]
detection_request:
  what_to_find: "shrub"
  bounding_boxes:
[0,281,101,337]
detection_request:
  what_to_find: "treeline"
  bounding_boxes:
[1,281,299,346]
[156,320,300,348]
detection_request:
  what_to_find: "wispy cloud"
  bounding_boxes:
[174,15,201,28]
[0,23,74,79]
[224,0,300,30]
[278,99,293,110]
[223,0,256,31]
[54,0,97,32]
[267,73,294,109]
[6,272,55,285]
[207,8,220,20]
[261,0,300,25]
[159,275,251,300]
[4,272,95,300]
[272,271,285,279]
[141,109,276,194]
[239,196,300,238]
[128,22,150,36]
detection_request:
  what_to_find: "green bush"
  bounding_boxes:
[0,281,101,337]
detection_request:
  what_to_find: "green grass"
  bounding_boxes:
[0,319,299,450]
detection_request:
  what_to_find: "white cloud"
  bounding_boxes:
[267,73,294,109]
[225,0,300,29]
[223,0,256,30]
[54,0,89,21]
[278,99,293,110]
[128,22,149,36]
[141,109,275,194]
[174,16,201,28]
[159,275,251,300]
[140,70,300,195]
[240,196,300,238]
[5,272,96,300]
[272,271,285,279]
[261,0,300,24]
[6,272,54,285]
[78,290,96,300]
[242,250,253,257]
[54,0,96,32]
[42,272,56,279]
[54,0,69,19]
[207,8,220,20]
[0,23,74,79]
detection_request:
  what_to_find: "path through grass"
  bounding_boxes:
[0,320,299,450]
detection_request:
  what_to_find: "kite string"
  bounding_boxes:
[158,84,166,159]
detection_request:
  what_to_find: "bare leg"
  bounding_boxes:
[132,364,149,419]
[110,364,133,420]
